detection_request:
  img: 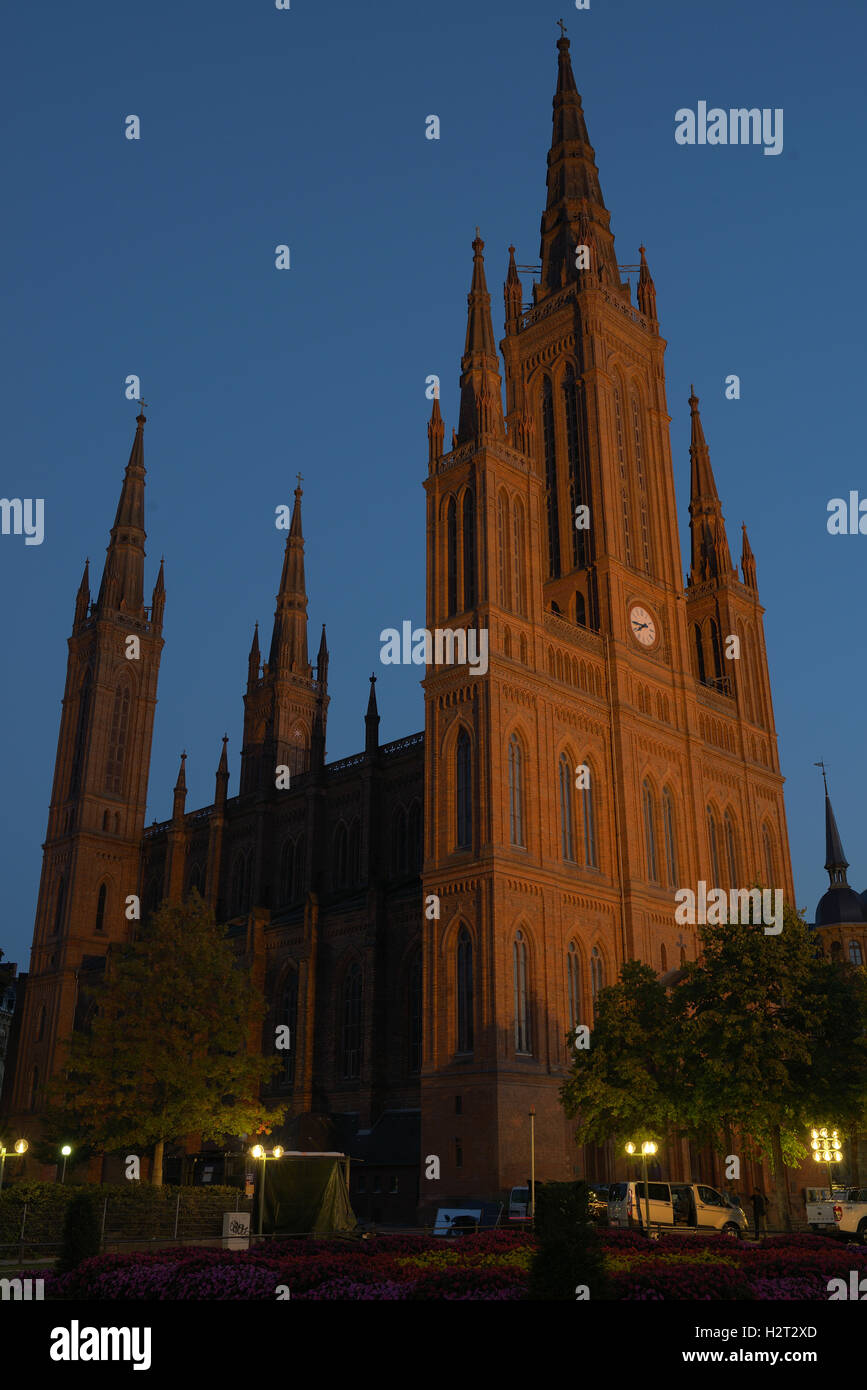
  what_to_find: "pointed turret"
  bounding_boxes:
[427,392,444,467]
[268,485,309,675]
[637,245,658,324]
[538,33,619,298]
[456,233,505,445]
[172,751,187,821]
[316,623,329,689]
[151,557,165,631]
[814,766,866,927]
[73,558,90,630]
[504,245,523,334]
[247,622,261,689]
[365,673,380,755]
[687,388,734,586]
[741,523,757,591]
[215,735,229,808]
[95,410,148,616]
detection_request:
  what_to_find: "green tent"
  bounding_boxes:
[259,1153,355,1236]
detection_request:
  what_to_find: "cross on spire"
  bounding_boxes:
[814,759,829,795]
[296,472,303,489]
[557,17,567,37]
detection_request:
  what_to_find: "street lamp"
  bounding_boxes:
[528,1107,536,1221]
[0,1138,28,1194]
[249,1144,284,1237]
[60,1145,72,1184]
[626,1140,658,1237]
[810,1126,843,1196]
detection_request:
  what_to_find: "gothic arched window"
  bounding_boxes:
[334,822,348,888]
[231,854,247,915]
[541,378,560,578]
[462,489,476,611]
[567,941,581,1032]
[660,943,667,973]
[694,624,706,684]
[508,734,525,847]
[849,941,863,966]
[575,591,586,627]
[457,927,474,1053]
[456,730,472,849]
[643,780,658,882]
[408,952,422,1073]
[279,969,298,1086]
[582,764,598,868]
[590,947,604,1021]
[559,753,575,861]
[663,789,678,887]
[565,368,591,569]
[446,496,458,617]
[348,819,361,885]
[280,839,295,902]
[408,801,422,873]
[29,1065,39,1111]
[95,882,107,933]
[762,825,775,886]
[391,808,406,877]
[513,930,531,1054]
[341,962,362,1079]
[293,836,306,901]
[497,492,510,608]
[35,1005,46,1042]
[69,669,92,797]
[105,683,131,794]
[709,619,723,680]
[724,812,738,888]
[53,876,67,936]
[512,498,526,615]
[707,808,721,886]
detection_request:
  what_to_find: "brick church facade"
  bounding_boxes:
[6,35,825,1213]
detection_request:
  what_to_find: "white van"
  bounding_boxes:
[608,1181,747,1237]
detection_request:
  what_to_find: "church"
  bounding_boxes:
[6,34,862,1220]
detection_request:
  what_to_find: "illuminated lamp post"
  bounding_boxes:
[250,1144,284,1237]
[626,1140,658,1237]
[810,1126,843,1195]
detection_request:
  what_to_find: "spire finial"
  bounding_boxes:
[557,17,567,37]
[814,759,829,797]
[296,472,303,491]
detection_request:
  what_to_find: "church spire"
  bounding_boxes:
[637,245,658,324]
[365,672,380,754]
[687,387,733,586]
[151,556,165,631]
[172,751,187,821]
[741,523,757,591]
[427,392,444,466]
[73,557,90,630]
[95,410,148,616]
[316,623,329,689]
[504,245,523,334]
[538,31,618,298]
[268,482,309,674]
[456,233,505,445]
[247,621,261,689]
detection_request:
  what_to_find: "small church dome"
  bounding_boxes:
[815,883,867,929]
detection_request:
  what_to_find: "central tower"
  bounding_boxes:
[420,35,793,1201]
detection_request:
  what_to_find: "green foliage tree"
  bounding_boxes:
[560,960,678,1148]
[48,892,284,1185]
[56,1190,101,1272]
[527,1181,611,1301]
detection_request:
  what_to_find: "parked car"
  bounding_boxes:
[833,1189,867,1243]
[588,1184,609,1225]
[608,1180,748,1237]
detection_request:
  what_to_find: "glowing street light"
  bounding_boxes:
[249,1144,284,1237]
[60,1145,72,1184]
[0,1138,28,1193]
[626,1139,659,1238]
[810,1126,843,1195]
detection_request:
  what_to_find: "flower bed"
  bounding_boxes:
[26,1226,867,1301]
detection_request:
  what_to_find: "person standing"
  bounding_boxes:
[751,1187,769,1237]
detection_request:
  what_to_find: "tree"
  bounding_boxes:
[672,906,867,1229]
[560,960,678,1149]
[48,892,283,1185]
[56,1190,101,1272]
[527,1181,611,1301]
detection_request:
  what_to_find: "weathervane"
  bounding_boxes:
[814,759,829,795]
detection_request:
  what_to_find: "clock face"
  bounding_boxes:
[629,605,657,648]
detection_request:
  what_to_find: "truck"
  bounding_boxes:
[805,1185,867,1241]
[832,1188,867,1243]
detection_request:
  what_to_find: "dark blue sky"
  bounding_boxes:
[3,0,865,965]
